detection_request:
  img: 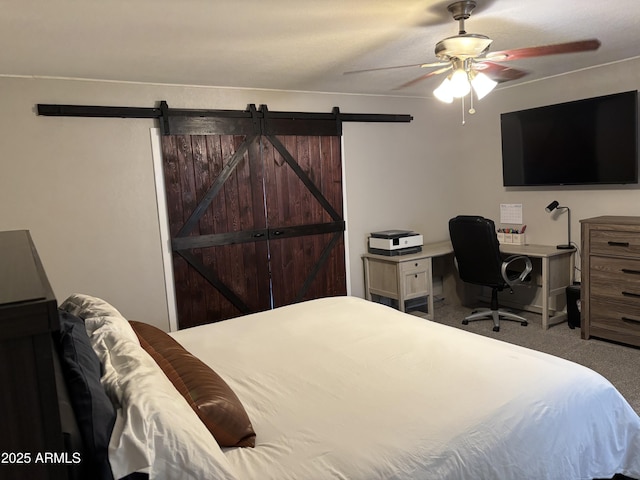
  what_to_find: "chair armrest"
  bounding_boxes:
[501,255,533,287]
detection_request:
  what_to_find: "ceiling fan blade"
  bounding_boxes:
[475,62,528,83]
[392,66,452,90]
[343,61,447,75]
[486,39,601,62]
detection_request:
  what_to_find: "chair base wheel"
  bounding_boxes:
[521,321,528,327]
[493,326,500,332]
[462,320,469,325]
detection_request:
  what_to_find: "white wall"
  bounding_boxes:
[1,57,638,330]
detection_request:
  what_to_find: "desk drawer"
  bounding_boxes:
[590,230,640,258]
[590,256,640,302]
[400,258,429,273]
[403,270,429,298]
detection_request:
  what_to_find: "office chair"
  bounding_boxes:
[448,215,533,332]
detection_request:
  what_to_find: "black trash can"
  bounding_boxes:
[566,283,581,329]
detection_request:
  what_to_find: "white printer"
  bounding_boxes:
[368,230,423,256]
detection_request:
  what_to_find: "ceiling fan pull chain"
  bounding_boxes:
[461,96,466,125]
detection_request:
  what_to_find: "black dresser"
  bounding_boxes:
[0,230,68,479]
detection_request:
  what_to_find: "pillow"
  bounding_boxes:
[59,295,239,478]
[60,294,141,400]
[100,326,238,479]
[60,294,140,344]
[56,309,115,480]
[129,321,256,448]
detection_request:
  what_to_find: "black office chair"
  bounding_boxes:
[448,215,533,332]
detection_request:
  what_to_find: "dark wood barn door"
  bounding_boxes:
[263,134,346,307]
[161,131,346,329]
[162,133,272,328]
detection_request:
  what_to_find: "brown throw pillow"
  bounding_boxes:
[129,321,256,448]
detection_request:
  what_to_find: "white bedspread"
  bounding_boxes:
[170,296,640,480]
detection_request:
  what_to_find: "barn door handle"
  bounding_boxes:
[622,269,640,275]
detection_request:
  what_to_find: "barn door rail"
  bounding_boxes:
[37,101,413,135]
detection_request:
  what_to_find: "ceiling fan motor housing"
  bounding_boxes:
[447,0,477,21]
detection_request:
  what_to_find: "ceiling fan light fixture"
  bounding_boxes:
[449,69,471,97]
[435,34,493,61]
[433,77,454,103]
[470,71,497,100]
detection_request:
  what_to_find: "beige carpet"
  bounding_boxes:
[412,298,640,416]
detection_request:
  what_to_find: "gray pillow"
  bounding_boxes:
[57,309,115,480]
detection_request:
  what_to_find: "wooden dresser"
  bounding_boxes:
[0,230,68,479]
[581,216,640,347]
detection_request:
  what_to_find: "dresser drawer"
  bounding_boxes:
[399,258,430,273]
[590,256,640,303]
[590,230,640,258]
[590,300,640,346]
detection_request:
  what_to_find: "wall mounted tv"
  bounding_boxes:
[501,90,638,186]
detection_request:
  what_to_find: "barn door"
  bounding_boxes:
[263,135,346,307]
[162,133,272,328]
[161,131,346,328]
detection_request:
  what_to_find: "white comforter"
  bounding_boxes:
[170,296,640,480]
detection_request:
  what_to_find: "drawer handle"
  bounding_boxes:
[622,316,640,325]
[621,291,640,299]
[608,241,630,247]
[622,269,640,276]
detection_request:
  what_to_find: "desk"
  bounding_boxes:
[363,241,575,329]
[498,244,575,330]
[362,241,453,320]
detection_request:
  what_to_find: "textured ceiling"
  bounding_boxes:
[1,0,639,96]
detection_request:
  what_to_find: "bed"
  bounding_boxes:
[55,293,640,480]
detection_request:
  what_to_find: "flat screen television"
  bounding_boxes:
[501,90,638,186]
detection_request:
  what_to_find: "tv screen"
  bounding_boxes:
[501,91,638,186]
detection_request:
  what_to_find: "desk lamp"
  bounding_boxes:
[545,200,572,249]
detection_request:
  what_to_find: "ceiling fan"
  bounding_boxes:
[345,0,601,103]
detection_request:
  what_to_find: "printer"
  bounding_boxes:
[368,229,423,256]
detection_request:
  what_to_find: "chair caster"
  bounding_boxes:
[521,321,528,327]
[493,326,500,332]
[462,320,469,325]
